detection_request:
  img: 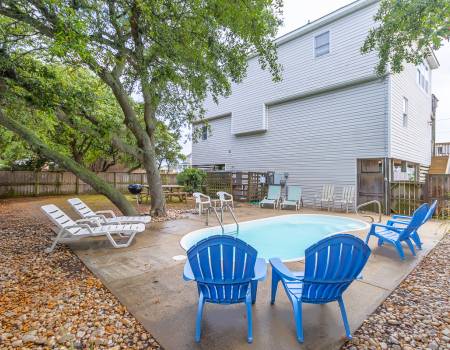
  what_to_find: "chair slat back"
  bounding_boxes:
[217,192,231,201]
[193,192,209,204]
[68,198,96,218]
[423,200,437,223]
[41,204,76,229]
[267,185,281,200]
[399,203,429,239]
[187,235,257,304]
[302,234,371,303]
[342,186,355,202]
[322,184,335,200]
[287,186,302,201]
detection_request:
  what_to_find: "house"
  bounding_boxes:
[192,0,440,208]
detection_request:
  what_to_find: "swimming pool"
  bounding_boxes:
[180,214,369,262]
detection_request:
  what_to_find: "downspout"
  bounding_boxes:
[385,74,392,215]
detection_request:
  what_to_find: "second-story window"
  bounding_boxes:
[314,31,330,57]
[416,62,429,93]
[201,125,208,140]
[402,97,408,127]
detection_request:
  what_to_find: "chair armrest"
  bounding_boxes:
[183,260,195,281]
[64,224,93,234]
[252,258,267,281]
[386,219,409,226]
[76,218,101,227]
[95,210,116,218]
[392,215,411,220]
[269,258,299,281]
[370,223,403,233]
[85,214,108,223]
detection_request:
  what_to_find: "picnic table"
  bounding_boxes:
[142,184,187,203]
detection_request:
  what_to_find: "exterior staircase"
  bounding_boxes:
[429,156,450,174]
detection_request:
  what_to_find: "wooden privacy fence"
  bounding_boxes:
[424,174,450,217]
[0,171,177,198]
[389,175,449,217]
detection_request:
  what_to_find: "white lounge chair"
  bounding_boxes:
[260,185,282,209]
[193,192,211,216]
[68,198,151,225]
[41,204,145,253]
[335,185,355,213]
[280,185,303,211]
[313,184,335,211]
[217,191,234,209]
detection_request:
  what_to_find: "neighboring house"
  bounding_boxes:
[192,0,439,207]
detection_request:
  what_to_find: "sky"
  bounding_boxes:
[181,0,450,154]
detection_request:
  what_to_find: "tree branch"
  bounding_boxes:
[111,135,143,162]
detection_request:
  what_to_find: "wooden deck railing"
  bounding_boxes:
[434,142,450,156]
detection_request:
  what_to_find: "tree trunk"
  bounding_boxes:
[101,72,166,216]
[0,108,137,216]
[143,152,166,216]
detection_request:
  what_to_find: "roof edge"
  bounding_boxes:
[426,50,440,69]
[275,0,379,47]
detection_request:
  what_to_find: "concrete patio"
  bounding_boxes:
[32,198,446,350]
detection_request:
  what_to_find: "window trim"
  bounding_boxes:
[313,30,330,58]
[416,62,430,94]
[402,96,408,128]
[201,125,208,141]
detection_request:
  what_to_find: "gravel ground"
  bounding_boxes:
[0,203,161,349]
[342,231,449,350]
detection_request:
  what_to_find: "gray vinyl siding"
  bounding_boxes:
[202,0,380,135]
[194,80,388,205]
[389,63,432,166]
[192,116,233,167]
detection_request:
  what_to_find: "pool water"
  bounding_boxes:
[180,214,369,262]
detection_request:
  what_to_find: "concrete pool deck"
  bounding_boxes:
[28,198,446,349]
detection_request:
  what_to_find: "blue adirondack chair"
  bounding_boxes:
[365,203,429,260]
[270,234,371,343]
[386,200,437,249]
[183,235,267,343]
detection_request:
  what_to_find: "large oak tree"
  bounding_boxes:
[0,0,283,215]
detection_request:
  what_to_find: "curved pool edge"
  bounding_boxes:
[179,213,371,263]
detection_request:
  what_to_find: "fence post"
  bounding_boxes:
[113,172,117,189]
[33,171,39,196]
[75,176,79,194]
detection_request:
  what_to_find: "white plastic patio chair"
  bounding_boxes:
[68,198,151,225]
[313,184,335,211]
[335,185,355,213]
[217,191,234,209]
[41,204,145,253]
[193,192,211,216]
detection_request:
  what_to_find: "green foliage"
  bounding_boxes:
[155,123,186,170]
[362,0,450,75]
[0,46,126,168]
[0,1,283,214]
[176,168,206,193]
[0,0,283,132]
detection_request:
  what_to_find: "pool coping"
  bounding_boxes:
[179,213,371,262]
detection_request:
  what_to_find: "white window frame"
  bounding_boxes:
[313,31,330,58]
[402,96,408,127]
[201,125,208,141]
[416,62,429,93]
